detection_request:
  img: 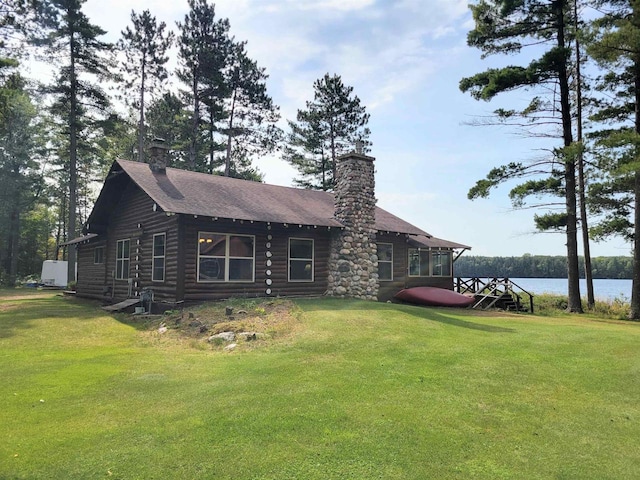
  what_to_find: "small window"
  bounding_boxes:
[431,250,452,277]
[198,232,255,282]
[152,233,166,282]
[289,238,314,282]
[377,243,393,281]
[94,246,105,264]
[408,248,430,277]
[116,239,130,280]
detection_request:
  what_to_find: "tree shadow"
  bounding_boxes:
[404,307,516,333]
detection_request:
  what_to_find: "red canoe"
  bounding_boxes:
[394,286,476,308]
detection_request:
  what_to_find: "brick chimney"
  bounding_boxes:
[148,138,169,173]
[326,150,379,300]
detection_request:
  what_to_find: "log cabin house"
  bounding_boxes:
[71,141,469,304]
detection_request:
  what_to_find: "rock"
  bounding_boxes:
[238,332,257,341]
[224,343,237,351]
[208,331,235,342]
[158,326,168,334]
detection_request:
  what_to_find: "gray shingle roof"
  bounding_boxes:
[98,159,432,236]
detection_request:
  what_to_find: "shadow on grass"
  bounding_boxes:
[0,296,105,339]
[404,307,516,333]
[295,298,516,333]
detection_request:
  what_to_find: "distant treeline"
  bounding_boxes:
[454,255,633,279]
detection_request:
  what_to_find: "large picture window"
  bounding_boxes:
[289,238,314,282]
[377,243,393,281]
[152,233,166,282]
[116,239,130,280]
[431,250,452,277]
[198,232,254,282]
[408,248,430,277]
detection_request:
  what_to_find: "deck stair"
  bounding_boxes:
[455,277,534,313]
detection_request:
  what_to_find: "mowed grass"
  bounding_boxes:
[1,293,639,479]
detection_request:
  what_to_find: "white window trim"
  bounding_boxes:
[197,232,256,283]
[408,247,429,278]
[115,239,130,280]
[152,233,166,282]
[431,250,452,277]
[377,242,393,281]
[288,237,314,283]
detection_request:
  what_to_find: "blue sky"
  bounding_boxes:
[70,0,632,257]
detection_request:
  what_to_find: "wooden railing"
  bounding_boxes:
[455,277,535,313]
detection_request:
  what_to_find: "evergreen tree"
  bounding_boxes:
[146,91,191,168]
[222,40,281,179]
[284,73,371,191]
[460,0,583,312]
[36,0,114,282]
[118,9,174,163]
[0,73,44,285]
[586,0,640,319]
[176,0,230,173]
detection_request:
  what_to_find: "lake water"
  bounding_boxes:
[505,278,632,302]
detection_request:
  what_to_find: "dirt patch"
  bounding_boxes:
[131,298,302,350]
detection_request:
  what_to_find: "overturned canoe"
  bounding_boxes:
[394,286,475,308]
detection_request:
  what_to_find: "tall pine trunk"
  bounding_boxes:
[67,20,78,285]
[224,88,237,177]
[556,0,582,313]
[574,0,594,309]
[138,55,146,162]
[630,48,640,319]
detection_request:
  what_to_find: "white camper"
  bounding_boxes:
[40,260,68,288]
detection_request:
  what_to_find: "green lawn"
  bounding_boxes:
[1,293,639,479]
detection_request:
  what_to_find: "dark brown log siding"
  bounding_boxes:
[182,218,330,301]
[77,182,179,302]
[76,238,108,299]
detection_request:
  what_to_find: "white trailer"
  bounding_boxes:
[40,260,68,288]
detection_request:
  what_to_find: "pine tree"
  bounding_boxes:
[284,73,371,191]
[222,40,281,179]
[176,0,230,173]
[460,0,583,313]
[0,73,44,285]
[36,0,114,283]
[586,0,640,319]
[118,9,174,163]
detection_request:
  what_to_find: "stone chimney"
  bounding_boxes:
[326,150,379,300]
[148,138,169,173]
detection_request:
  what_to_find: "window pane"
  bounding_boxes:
[229,258,253,281]
[379,262,392,281]
[153,235,165,257]
[117,241,123,258]
[153,258,165,281]
[432,252,451,276]
[199,233,226,256]
[199,258,225,281]
[290,260,312,280]
[290,239,313,259]
[122,240,129,258]
[409,249,420,276]
[229,236,253,257]
[377,244,392,262]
